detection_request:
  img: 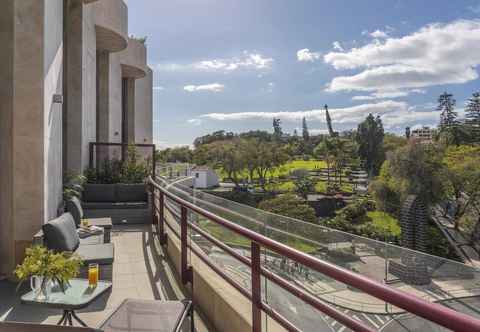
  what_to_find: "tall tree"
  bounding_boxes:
[273,118,282,140]
[405,127,411,139]
[355,114,385,176]
[302,117,309,142]
[437,92,465,145]
[465,92,480,141]
[438,92,458,129]
[325,104,336,137]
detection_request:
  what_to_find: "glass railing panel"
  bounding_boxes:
[158,175,480,323]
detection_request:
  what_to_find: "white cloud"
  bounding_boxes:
[153,86,165,91]
[332,41,344,51]
[352,88,425,100]
[197,100,408,124]
[156,51,273,72]
[325,20,480,93]
[369,29,389,39]
[297,48,322,62]
[187,119,203,126]
[183,83,224,93]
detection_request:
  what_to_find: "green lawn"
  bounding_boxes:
[216,159,327,181]
[198,219,318,253]
[367,211,401,237]
[273,160,327,177]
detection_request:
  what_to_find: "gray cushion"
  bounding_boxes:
[82,184,116,202]
[66,196,84,226]
[116,184,148,202]
[42,213,80,252]
[75,243,114,265]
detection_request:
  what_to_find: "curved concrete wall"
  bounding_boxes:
[135,66,153,143]
[118,37,147,78]
[92,0,127,52]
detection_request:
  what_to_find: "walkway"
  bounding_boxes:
[432,205,480,269]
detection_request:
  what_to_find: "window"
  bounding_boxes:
[195,173,199,178]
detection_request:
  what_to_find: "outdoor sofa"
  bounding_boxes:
[33,213,114,281]
[81,184,151,225]
[0,299,193,332]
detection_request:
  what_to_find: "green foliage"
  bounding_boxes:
[442,145,480,229]
[293,176,316,199]
[85,145,150,184]
[355,113,385,176]
[156,146,193,163]
[63,173,86,201]
[258,193,317,223]
[383,133,408,155]
[15,246,83,292]
[371,142,446,210]
[323,205,400,242]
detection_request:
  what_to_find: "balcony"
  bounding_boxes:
[92,0,128,52]
[1,169,480,331]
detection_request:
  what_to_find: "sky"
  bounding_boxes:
[125,0,480,148]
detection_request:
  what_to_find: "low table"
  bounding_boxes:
[82,218,113,243]
[21,278,112,327]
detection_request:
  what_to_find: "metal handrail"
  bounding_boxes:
[149,176,480,332]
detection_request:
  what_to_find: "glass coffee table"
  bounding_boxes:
[21,278,112,326]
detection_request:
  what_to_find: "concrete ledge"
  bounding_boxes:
[118,38,147,78]
[92,0,128,52]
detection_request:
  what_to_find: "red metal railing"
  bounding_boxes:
[148,176,480,332]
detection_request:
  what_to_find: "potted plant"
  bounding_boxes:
[14,246,83,300]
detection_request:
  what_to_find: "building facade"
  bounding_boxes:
[192,166,220,189]
[0,0,153,276]
[410,126,435,143]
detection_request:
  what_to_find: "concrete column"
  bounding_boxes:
[0,0,16,276]
[96,50,110,142]
[0,0,48,276]
[64,0,84,174]
[63,0,97,174]
[134,67,153,144]
[126,77,136,143]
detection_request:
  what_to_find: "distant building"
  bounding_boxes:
[192,166,219,189]
[410,126,435,143]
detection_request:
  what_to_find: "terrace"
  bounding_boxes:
[1,168,480,331]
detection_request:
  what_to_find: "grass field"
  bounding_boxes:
[217,159,327,180]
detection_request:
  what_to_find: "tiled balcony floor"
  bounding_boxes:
[0,225,209,331]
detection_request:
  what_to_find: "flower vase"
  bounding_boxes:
[31,276,52,301]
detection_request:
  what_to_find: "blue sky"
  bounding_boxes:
[126,0,480,148]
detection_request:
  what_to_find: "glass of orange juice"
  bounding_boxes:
[88,263,99,288]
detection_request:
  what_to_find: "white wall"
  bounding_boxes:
[43,0,64,220]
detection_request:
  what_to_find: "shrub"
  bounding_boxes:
[84,145,150,184]
[258,193,317,223]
